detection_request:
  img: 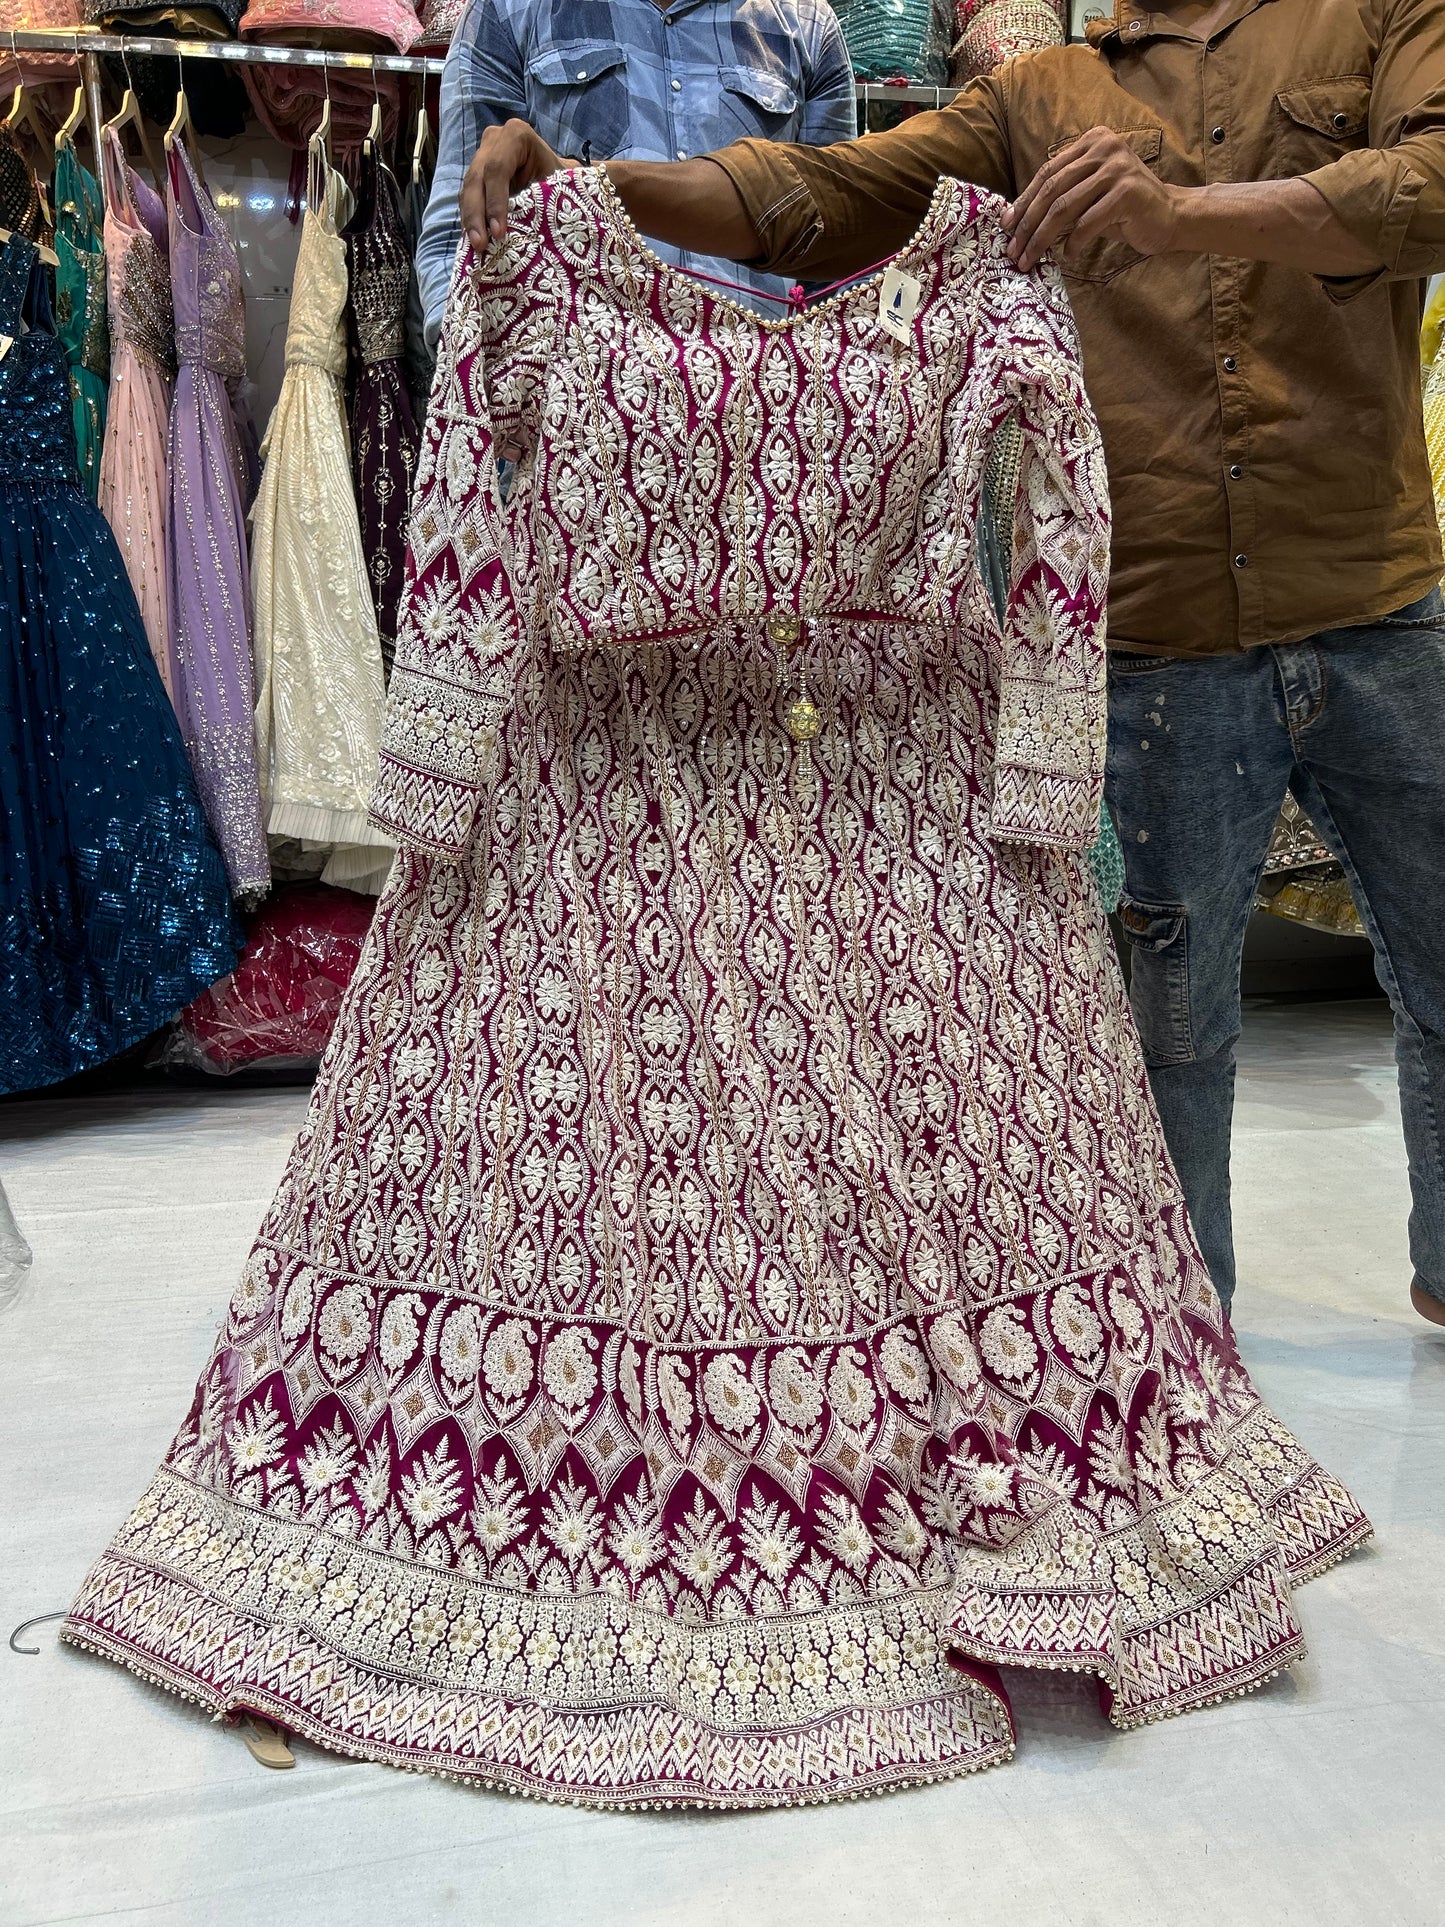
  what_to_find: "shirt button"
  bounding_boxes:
[1229,463,1243,480]
[1223,355,1237,372]
[1234,553,1249,569]
[677,148,688,159]
[1211,125,1225,143]
[1333,112,1349,129]
[671,78,681,91]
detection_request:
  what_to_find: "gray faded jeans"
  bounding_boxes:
[1105,587,1445,1315]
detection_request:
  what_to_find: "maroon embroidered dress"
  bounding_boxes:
[64,171,1370,1807]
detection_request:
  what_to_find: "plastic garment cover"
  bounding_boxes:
[168,882,376,1072]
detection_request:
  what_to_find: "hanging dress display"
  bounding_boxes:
[345,148,420,678]
[97,126,176,695]
[53,139,109,500]
[165,133,270,902]
[64,173,1370,1806]
[249,145,393,894]
[0,230,240,1095]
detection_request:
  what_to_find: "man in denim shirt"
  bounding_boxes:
[416,0,856,342]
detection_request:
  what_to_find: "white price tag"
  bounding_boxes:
[877,266,922,343]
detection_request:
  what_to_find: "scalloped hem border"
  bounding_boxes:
[946,1511,1374,1734]
[58,1621,1018,1812]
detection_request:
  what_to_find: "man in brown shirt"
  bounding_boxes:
[461,0,1445,1326]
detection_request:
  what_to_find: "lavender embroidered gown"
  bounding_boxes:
[65,173,1370,1807]
[165,136,270,903]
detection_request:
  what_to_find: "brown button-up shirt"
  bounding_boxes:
[713,0,1445,654]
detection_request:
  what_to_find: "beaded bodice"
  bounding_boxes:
[103,131,176,375]
[0,127,42,240]
[283,175,349,378]
[54,145,109,385]
[168,139,245,379]
[347,152,410,366]
[375,169,1111,862]
[0,233,79,485]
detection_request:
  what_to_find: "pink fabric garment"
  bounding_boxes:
[65,171,1370,1808]
[98,127,175,697]
[238,0,419,51]
[240,63,404,154]
[0,0,83,105]
[238,0,418,148]
[414,0,464,49]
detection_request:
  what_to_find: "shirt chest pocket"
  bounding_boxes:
[1048,125,1164,286]
[715,65,801,146]
[526,41,629,160]
[1270,76,1371,180]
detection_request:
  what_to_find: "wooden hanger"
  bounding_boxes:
[54,84,85,154]
[102,68,164,203]
[163,57,207,195]
[4,78,51,155]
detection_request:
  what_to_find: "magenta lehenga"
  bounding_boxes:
[64,171,1370,1807]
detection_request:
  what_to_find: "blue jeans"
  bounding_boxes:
[1105,588,1445,1315]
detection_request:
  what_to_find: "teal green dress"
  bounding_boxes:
[54,142,108,501]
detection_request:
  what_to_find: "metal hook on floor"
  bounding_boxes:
[10,1610,67,1655]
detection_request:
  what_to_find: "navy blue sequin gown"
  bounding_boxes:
[0,232,242,1094]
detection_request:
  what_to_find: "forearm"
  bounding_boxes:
[607,157,761,262]
[1167,177,1384,275]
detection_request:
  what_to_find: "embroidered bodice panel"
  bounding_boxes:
[372,169,1109,862]
[168,140,246,380]
[348,155,411,367]
[285,205,349,377]
[103,133,176,377]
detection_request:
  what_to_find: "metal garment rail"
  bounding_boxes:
[6,27,962,102]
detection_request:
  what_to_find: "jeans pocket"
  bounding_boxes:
[1117,895,1193,1063]
[1109,653,1178,677]
[1373,586,1445,628]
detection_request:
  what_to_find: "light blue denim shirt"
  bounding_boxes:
[416,0,857,342]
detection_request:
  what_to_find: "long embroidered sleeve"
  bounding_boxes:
[368,222,563,858]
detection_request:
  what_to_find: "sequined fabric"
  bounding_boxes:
[64,174,1369,1806]
[165,135,270,902]
[0,128,44,241]
[950,0,1064,86]
[346,151,420,676]
[98,127,176,695]
[0,230,240,1095]
[832,0,949,84]
[250,156,392,894]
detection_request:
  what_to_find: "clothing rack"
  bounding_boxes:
[7,27,963,105]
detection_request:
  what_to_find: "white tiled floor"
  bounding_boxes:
[2,1000,1441,1927]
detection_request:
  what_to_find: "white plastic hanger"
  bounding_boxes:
[306,67,332,219]
[363,59,382,159]
[411,98,432,187]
